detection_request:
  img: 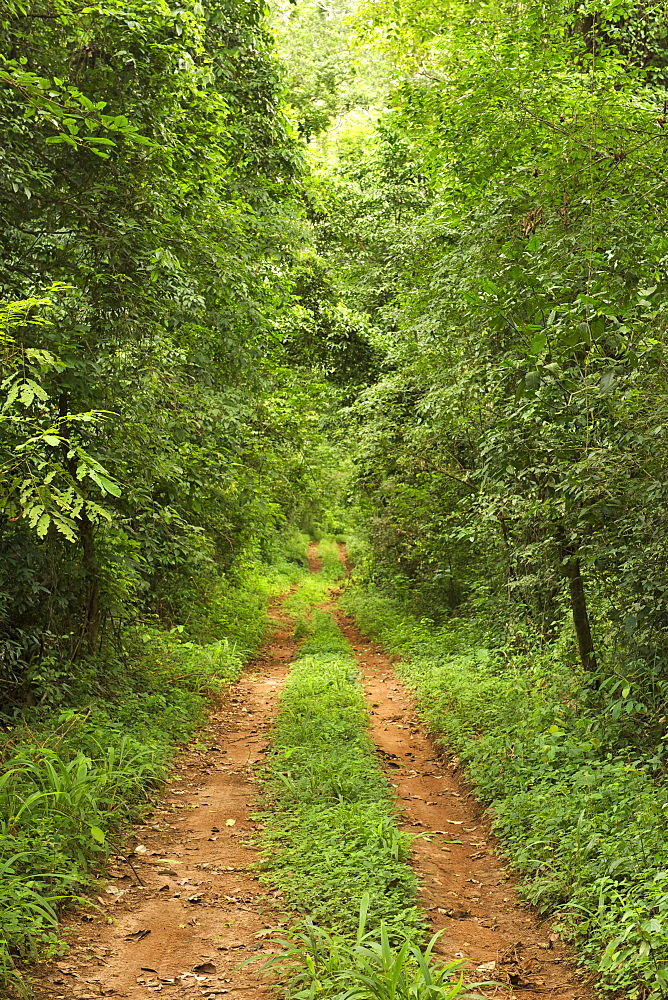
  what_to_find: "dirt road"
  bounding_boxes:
[31,553,594,1000]
[31,596,298,1000]
[335,604,594,999]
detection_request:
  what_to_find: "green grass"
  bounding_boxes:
[253,906,486,1000]
[258,611,423,942]
[282,537,347,622]
[0,537,308,996]
[340,584,668,1000]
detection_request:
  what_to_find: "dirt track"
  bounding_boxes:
[31,552,594,1000]
[31,596,298,1000]
[335,605,594,999]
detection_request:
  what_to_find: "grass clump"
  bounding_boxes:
[340,585,668,1000]
[255,896,486,1000]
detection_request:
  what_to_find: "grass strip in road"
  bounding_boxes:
[282,537,347,624]
[255,609,487,999]
[258,610,423,942]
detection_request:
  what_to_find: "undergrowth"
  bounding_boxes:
[0,535,309,996]
[340,585,668,1000]
[254,896,485,1000]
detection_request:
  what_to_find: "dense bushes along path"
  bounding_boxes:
[29,542,591,1000]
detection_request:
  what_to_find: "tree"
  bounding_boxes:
[318,0,668,676]
[0,0,321,700]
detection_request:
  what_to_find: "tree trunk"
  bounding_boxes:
[59,392,100,654]
[79,509,100,653]
[564,556,598,673]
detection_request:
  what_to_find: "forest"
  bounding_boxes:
[2,0,668,997]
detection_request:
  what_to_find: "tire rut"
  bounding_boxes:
[30,596,299,1000]
[333,604,595,1000]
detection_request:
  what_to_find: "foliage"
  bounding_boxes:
[0,0,351,704]
[254,899,486,1000]
[304,0,668,684]
[317,25,668,994]
[336,920,487,1000]
[270,0,391,140]
[6,0,668,995]
[0,293,121,543]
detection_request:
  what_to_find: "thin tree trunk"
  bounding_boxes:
[59,392,100,654]
[79,509,100,653]
[564,557,598,673]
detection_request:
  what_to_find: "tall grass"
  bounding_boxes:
[253,896,488,1000]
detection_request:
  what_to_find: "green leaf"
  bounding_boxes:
[87,470,122,497]
[530,331,547,354]
[36,512,51,538]
[599,369,615,392]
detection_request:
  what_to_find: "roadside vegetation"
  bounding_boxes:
[341,583,668,999]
